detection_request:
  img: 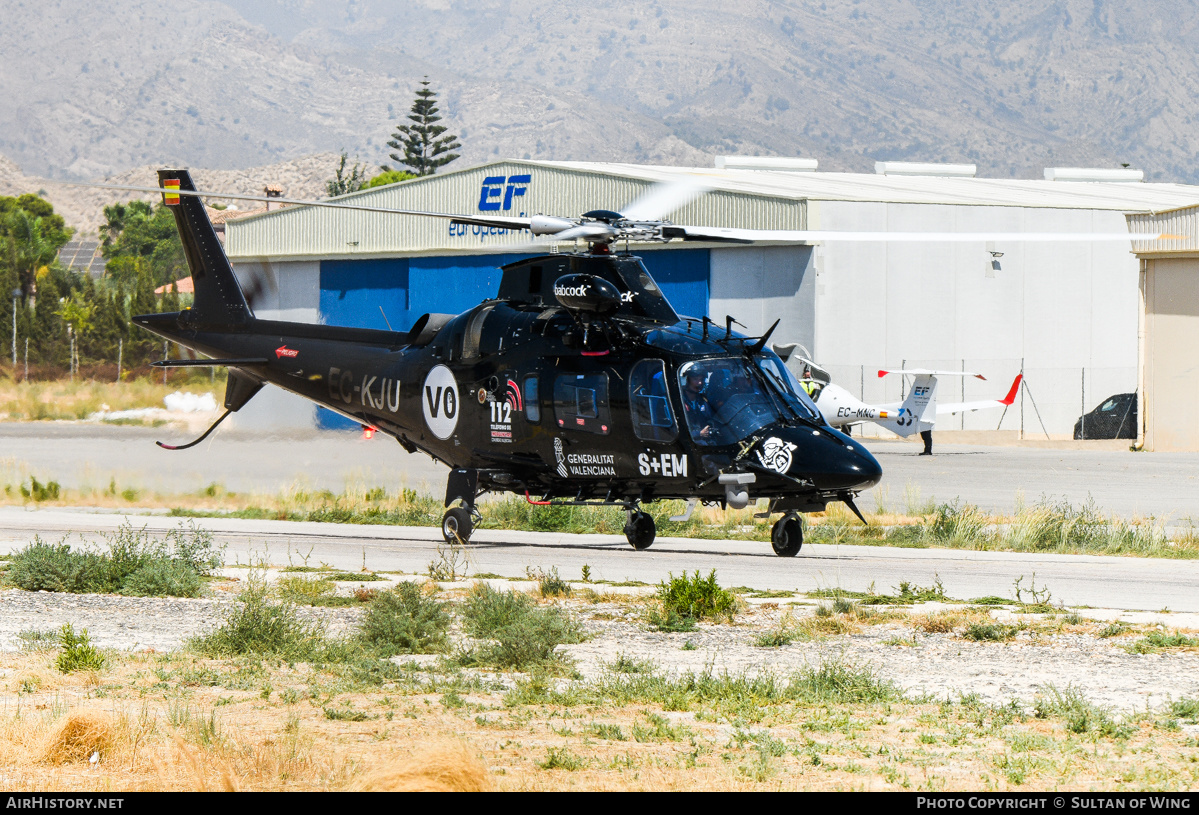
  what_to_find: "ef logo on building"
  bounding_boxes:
[478,175,531,211]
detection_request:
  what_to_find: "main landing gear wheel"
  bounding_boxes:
[624,511,656,550]
[771,514,803,557]
[442,506,474,544]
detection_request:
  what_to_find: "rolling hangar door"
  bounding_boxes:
[1130,207,1199,451]
[315,249,712,429]
[1140,257,1199,451]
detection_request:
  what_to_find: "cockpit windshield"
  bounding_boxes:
[677,355,821,446]
[755,353,823,424]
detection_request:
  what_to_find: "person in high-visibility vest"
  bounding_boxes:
[800,365,819,398]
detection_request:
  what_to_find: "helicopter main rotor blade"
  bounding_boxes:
[619,175,712,222]
[47,180,536,232]
[669,224,1186,243]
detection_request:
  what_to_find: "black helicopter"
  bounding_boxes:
[136,169,882,556]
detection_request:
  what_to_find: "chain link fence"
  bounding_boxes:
[819,359,1137,439]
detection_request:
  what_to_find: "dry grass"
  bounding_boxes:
[41,711,116,765]
[2,653,1195,792]
[352,742,492,791]
[0,379,220,423]
[1,597,1198,791]
[911,608,993,634]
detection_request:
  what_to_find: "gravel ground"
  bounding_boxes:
[3,579,1198,718]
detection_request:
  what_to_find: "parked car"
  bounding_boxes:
[1073,393,1137,439]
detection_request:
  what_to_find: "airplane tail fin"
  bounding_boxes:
[999,373,1023,405]
[157,169,254,327]
[897,374,938,426]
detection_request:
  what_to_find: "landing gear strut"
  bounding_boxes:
[770,512,803,557]
[624,509,656,550]
[442,505,476,544]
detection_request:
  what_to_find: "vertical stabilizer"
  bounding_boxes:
[157,169,254,326]
[899,374,939,425]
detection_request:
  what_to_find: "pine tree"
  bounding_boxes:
[384,78,461,177]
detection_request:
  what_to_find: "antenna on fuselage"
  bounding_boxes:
[749,319,781,354]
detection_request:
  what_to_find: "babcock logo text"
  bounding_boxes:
[478,175,531,211]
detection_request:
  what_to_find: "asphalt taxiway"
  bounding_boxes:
[0,423,1195,521]
[1,423,1197,612]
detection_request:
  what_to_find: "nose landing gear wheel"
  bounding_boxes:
[771,514,803,557]
[624,511,656,550]
[442,506,474,544]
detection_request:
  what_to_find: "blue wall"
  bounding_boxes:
[643,249,709,319]
[316,249,712,429]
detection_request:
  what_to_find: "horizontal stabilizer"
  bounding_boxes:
[152,358,269,368]
[938,374,1023,415]
[879,369,986,380]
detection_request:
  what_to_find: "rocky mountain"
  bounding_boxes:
[0,152,339,232]
[3,0,1198,232]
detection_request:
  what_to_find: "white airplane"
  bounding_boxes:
[812,368,1022,454]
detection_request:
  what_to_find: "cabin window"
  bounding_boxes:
[629,359,677,443]
[524,376,540,423]
[553,373,611,435]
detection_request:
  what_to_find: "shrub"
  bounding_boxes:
[189,577,336,660]
[359,582,451,656]
[6,521,224,597]
[460,583,583,669]
[20,476,61,503]
[7,538,107,593]
[121,559,203,598]
[657,570,737,624]
[56,624,106,673]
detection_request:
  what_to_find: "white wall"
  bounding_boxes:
[709,246,815,354]
[812,201,1141,435]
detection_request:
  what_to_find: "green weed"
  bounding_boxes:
[1034,685,1134,739]
[655,570,737,626]
[358,581,451,656]
[1126,631,1199,653]
[189,574,345,661]
[1168,697,1199,723]
[55,624,106,673]
[962,623,1019,642]
[274,575,336,604]
[459,582,584,669]
[530,566,572,598]
[538,747,585,770]
[16,628,59,652]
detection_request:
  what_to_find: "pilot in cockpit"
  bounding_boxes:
[681,369,714,440]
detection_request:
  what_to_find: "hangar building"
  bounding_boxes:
[220,158,1199,445]
[1129,207,1199,451]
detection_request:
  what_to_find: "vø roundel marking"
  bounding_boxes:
[422,365,460,440]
